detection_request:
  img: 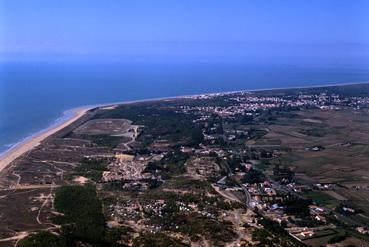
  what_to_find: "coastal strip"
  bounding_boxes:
[1,81,368,174]
[0,106,91,173]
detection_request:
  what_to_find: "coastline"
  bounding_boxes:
[0,80,368,173]
[247,80,369,93]
[0,106,91,173]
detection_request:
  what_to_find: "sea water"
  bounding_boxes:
[1,61,369,154]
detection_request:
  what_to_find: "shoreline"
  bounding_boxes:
[247,80,369,93]
[0,80,368,173]
[0,106,91,173]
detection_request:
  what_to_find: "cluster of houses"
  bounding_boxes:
[100,153,166,191]
[108,200,141,223]
[313,183,336,190]
[183,91,369,122]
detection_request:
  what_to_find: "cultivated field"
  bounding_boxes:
[256,108,369,223]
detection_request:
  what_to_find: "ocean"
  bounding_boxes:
[1,61,369,154]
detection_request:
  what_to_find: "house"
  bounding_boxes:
[356,226,369,234]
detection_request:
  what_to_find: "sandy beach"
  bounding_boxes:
[0,81,368,175]
[0,106,91,173]
[0,97,173,175]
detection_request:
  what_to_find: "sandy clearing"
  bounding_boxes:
[73,176,89,184]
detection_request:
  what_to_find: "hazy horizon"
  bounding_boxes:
[1,0,369,68]
[1,0,369,154]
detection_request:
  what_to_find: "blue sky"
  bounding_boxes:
[1,0,369,65]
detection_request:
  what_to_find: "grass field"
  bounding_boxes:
[256,108,369,218]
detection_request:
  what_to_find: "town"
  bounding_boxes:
[3,83,369,246]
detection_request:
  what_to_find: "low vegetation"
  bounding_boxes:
[144,150,189,179]
[74,157,109,182]
[133,233,189,247]
[241,168,266,184]
[18,231,67,247]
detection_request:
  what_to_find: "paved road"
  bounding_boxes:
[241,184,252,208]
[211,184,242,203]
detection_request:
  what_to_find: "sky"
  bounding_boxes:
[1,0,369,65]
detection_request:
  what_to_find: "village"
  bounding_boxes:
[87,88,369,246]
[6,85,369,246]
